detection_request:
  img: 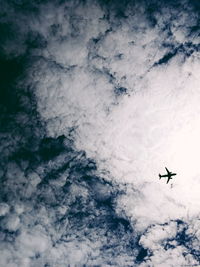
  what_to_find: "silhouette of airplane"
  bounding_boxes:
[159,167,176,184]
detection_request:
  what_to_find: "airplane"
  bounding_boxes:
[159,167,176,184]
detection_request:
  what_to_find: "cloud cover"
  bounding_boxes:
[1,0,200,266]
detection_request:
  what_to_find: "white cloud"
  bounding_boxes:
[2,214,20,232]
[0,203,10,217]
[138,220,199,266]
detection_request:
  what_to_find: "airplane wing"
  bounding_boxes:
[166,177,171,184]
[165,167,170,174]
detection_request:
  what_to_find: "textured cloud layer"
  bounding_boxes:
[1,0,200,266]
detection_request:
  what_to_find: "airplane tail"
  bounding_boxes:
[159,174,162,179]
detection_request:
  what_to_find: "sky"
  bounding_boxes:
[1,0,200,266]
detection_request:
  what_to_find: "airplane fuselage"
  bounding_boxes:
[160,173,176,178]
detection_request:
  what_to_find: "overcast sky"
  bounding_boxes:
[1,0,200,266]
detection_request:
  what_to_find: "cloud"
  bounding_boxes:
[138,220,200,266]
[1,0,200,266]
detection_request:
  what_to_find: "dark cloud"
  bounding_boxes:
[0,132,138,265]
